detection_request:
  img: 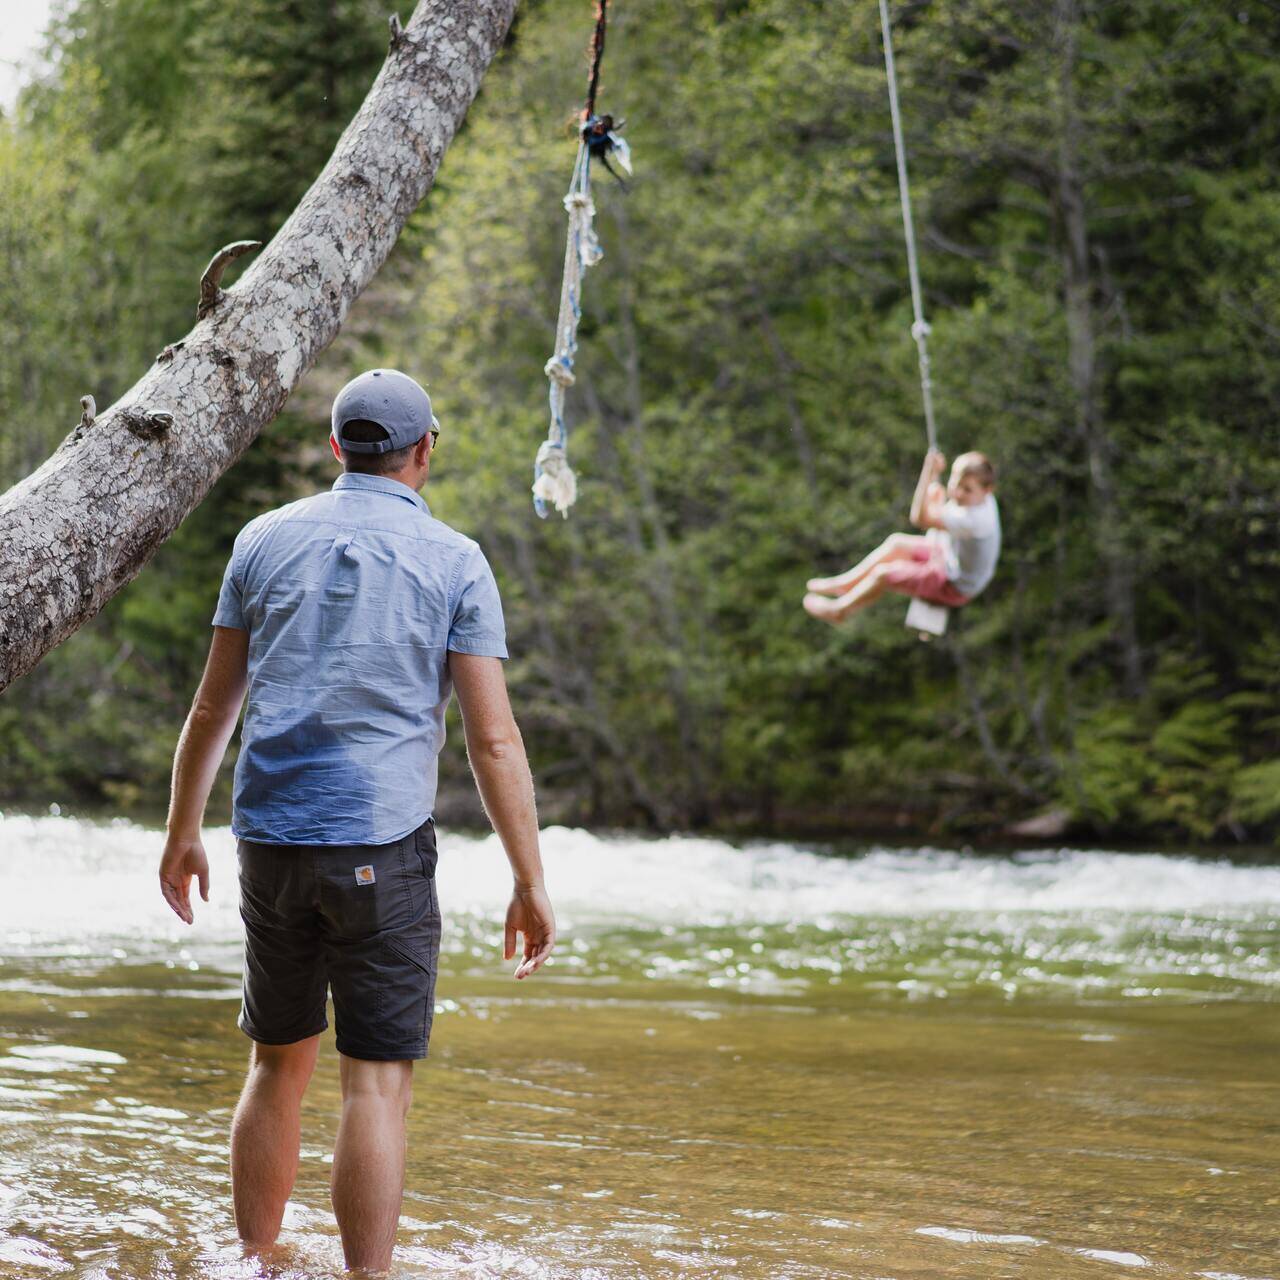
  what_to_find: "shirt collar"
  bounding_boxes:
[332,471,431,515]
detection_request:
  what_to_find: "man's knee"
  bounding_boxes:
[248,1036,319,1083]
[340,1057,414,1111]
[883,532,912,553]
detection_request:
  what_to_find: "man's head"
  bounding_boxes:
[329,369,438,486]
[947,451,996,506]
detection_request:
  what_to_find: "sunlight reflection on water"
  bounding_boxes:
[0,815,1276,1278]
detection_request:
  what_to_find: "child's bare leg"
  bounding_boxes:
[803,565,893,625]
[807,534,927,596]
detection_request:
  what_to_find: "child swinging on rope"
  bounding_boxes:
[803,449,1001,625]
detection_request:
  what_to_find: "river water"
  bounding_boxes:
[0,813,1276,1279]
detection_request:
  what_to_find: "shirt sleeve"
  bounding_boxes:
[940,499,984,540]
[211,545,246,630]
[447,546,508,658]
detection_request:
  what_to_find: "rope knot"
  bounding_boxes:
[911,319,931,341]
[543,356,576,388]
[532,440,578,518]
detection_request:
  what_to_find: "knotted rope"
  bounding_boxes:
[533,141,602,517]
[532,0,630,519]
[878,0,937,451]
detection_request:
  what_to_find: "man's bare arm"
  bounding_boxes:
[449,652,555,979]
[159,625,249,923]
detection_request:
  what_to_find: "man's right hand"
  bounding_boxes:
[926,448,947,477]
[159,834,211,925]
[504,885,556,980]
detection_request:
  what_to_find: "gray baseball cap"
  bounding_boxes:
[331,369,437,454]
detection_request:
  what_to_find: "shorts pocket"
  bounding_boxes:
[385,933,436,977]
[237,844,278,919]
[383,933,438,1045]
[413,821,439,880]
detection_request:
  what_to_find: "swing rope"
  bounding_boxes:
[533,140,601,518]
[533,0,629,519]
[878,0,937,452]
[584,0,608,118]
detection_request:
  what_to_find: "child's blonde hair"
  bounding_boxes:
[955,451,996,488]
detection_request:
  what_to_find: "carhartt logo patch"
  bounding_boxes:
[354,865,376,886]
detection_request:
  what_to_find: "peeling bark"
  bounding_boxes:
[0,0,517,692]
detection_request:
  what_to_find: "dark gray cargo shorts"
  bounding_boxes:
[236,817,441,1061]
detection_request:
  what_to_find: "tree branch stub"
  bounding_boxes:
[119,408,176,441]
[197,240,263,319]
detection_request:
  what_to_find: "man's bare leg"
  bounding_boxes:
[807,534,927,596]
[231,1036,320,1254]
[331,1056,414,1273]
[803,563,894,624]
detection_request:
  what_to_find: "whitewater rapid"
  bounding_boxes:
[2,813,1276,1000]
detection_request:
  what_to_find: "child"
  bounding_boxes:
[803,449,1000,624]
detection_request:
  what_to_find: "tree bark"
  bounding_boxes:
[0,0,517,693]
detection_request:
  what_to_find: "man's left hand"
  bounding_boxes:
[159,836,211,925]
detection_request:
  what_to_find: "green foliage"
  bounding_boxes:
[1232,761,1280,828]
[1073,656,1245,840]
[0,0,1277,844]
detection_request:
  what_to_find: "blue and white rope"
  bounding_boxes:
[533,141,602,518]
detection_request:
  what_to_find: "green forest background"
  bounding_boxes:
[1,0,1277,843]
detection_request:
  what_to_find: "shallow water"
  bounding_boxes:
[0,814,1276,1278]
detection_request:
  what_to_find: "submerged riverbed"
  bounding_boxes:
[0,814,1276,1279]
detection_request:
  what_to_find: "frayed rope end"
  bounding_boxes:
[532,440,578,518]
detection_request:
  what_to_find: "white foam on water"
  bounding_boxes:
[437,828,1280,928]
[0,1234,70,1273]
[917,1226,1044,1246]
[8,1044,127,1065]
[2,813,1278,936]
[1074,1249,1151,1267]
[0,814,1276,997]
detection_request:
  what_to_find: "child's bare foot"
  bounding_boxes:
[806,575,848,596]
[803,592,849,625]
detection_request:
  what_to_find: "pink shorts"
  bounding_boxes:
[881,539,971,607]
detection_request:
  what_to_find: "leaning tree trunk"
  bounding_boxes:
[0,0,517,693]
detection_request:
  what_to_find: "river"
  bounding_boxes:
[0,813,1276,1278]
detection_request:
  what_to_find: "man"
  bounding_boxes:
[157,368,555,1272]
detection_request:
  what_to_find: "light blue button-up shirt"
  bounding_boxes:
[212,472,507,846]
